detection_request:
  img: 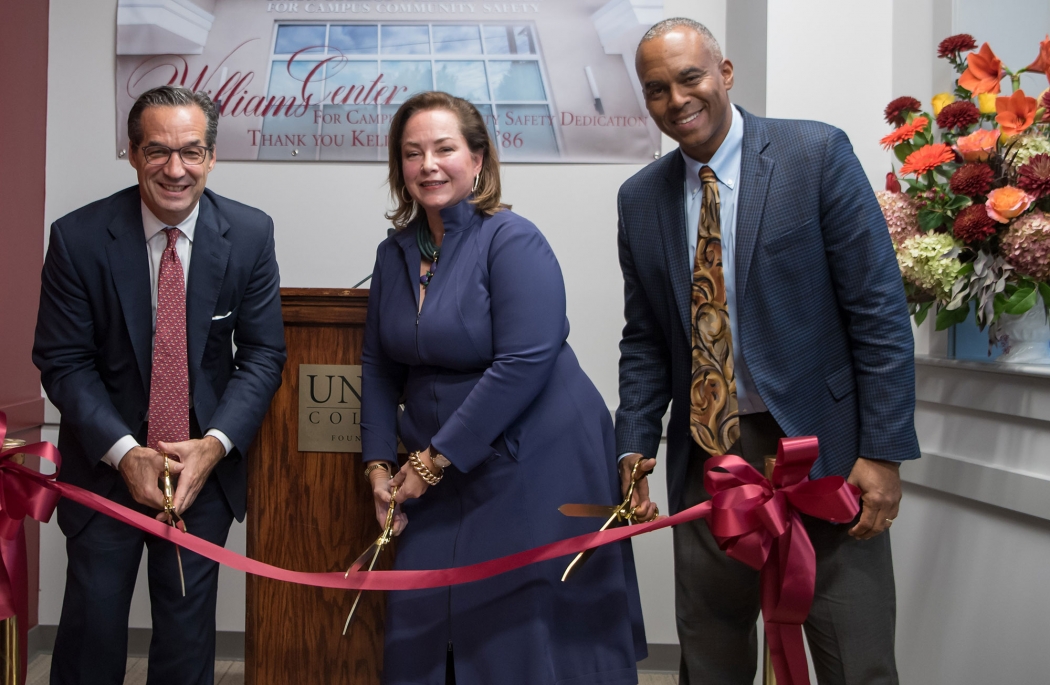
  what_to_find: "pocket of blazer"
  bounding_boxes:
[212,311,233,320]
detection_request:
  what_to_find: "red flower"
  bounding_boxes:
[953,204,998,243]
[938,34,978,59]
[995,89,1038,137]
[936,100,981,131]
[884,96,922,127]
[1017,153,1050,197]
[885,172,902,193]
[1026,35,1050,74]
[949,163,994,197]
[959,43,1004,95]
[900,144,957,176]
[879,116,929,150]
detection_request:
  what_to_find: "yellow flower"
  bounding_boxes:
[932,92,954,116]
[977,93,998,114]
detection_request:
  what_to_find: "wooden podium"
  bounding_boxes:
[245,288,389,684]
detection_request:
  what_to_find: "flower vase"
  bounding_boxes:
[998,294,1050,364]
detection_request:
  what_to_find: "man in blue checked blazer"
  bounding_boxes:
[615,19,919,685]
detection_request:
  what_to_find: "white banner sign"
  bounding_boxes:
[115,0,663,162]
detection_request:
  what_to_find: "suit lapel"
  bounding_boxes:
[395,225,420,309]
[735,110,774,303]
[186,194,231,384]
[105,194,152,395]
[657,151,693,343]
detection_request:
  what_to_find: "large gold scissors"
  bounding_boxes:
[161,456,187,597]
[558,461,656,582]
[342,485,399,635]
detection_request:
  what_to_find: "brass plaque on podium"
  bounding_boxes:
[298,364,363,453]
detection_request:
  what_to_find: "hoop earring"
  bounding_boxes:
[400,186,413,204]
[472,174,480,193]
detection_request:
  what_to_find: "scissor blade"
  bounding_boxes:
[559,503,619,518]
[345,541,379,577]
[561,511,620,582]
[175,545,187,597]
[343,542,384,635]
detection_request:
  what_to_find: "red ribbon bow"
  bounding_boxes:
[0,412,61,685]
[703,437,861,685]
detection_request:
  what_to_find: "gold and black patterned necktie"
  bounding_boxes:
[689,166,739,455]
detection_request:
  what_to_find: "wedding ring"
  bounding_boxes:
[885,518,895,525]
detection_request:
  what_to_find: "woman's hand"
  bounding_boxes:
[391,448,439,504]
[368,463,407,535]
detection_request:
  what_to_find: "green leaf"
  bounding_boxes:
[994,292,1009,319]
[1004,286,1037,315]
[894,144,912,163]
[1039,282,1050,314]
[957,262,975,277]
[914,301,934,326]
[918,209,943,231]
[935,304,970,330]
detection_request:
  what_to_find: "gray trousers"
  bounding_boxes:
[674,413,899,685]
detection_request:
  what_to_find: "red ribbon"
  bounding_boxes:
[704,437,861,685]
[0,412,858,685]
[0,413,62,685]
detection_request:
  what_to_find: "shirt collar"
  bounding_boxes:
[141,199,200,243]
[683,104,743,196]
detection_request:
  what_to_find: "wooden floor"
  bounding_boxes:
[27,654,675,684]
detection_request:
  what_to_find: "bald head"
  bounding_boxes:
[637,17,722,64]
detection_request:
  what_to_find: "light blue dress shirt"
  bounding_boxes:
[682,105,767,414]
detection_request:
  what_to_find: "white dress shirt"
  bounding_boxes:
[102,201,232,468]
[682,104,767,415]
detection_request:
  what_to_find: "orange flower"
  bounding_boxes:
[985,186,1035,222]
[879,116,929,150]
[995,89,1037,137]
[953,128,1000,162]
[899,143,956,176]
[1026,35,1050,74]
[959,43,1004,95]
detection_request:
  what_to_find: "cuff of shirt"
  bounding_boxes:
[102,435,140,469]
[617,452,633,463]
[205,429,233,456]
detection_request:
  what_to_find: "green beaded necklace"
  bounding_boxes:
[417,221,440,288]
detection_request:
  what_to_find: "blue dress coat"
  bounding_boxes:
[361,199,646,685]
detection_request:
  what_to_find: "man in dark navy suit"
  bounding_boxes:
[615,19,920,685]
[34,86,286,685]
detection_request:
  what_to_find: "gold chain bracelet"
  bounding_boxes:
[408,450,442,485]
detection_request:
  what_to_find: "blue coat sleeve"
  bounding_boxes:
[430,217,568,472]
[361,246,408,465]
[819,128,920,463]
[33,222,133,463]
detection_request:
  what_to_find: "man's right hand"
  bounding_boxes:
[117,446,184,510]
[619,453,658,522]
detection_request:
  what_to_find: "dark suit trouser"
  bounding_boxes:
[674,413,898,685]
[50,475,233,685]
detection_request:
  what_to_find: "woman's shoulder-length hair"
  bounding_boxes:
[385,91,509,230]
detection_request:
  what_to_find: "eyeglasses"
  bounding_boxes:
[138,145,212,166]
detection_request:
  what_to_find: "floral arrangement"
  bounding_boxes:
[879,34,1050,344]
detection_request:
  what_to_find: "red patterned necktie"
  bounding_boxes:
[689,166,739,455]
[147,227,190,451]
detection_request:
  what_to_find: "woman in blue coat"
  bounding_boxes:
[361,91,647,685]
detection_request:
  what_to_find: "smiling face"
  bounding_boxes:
[400,108,483,219]
[129,105,215,226]
[636,27,734,163]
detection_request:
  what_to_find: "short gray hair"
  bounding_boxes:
[638,17,723,61]
[128,85,219,149]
